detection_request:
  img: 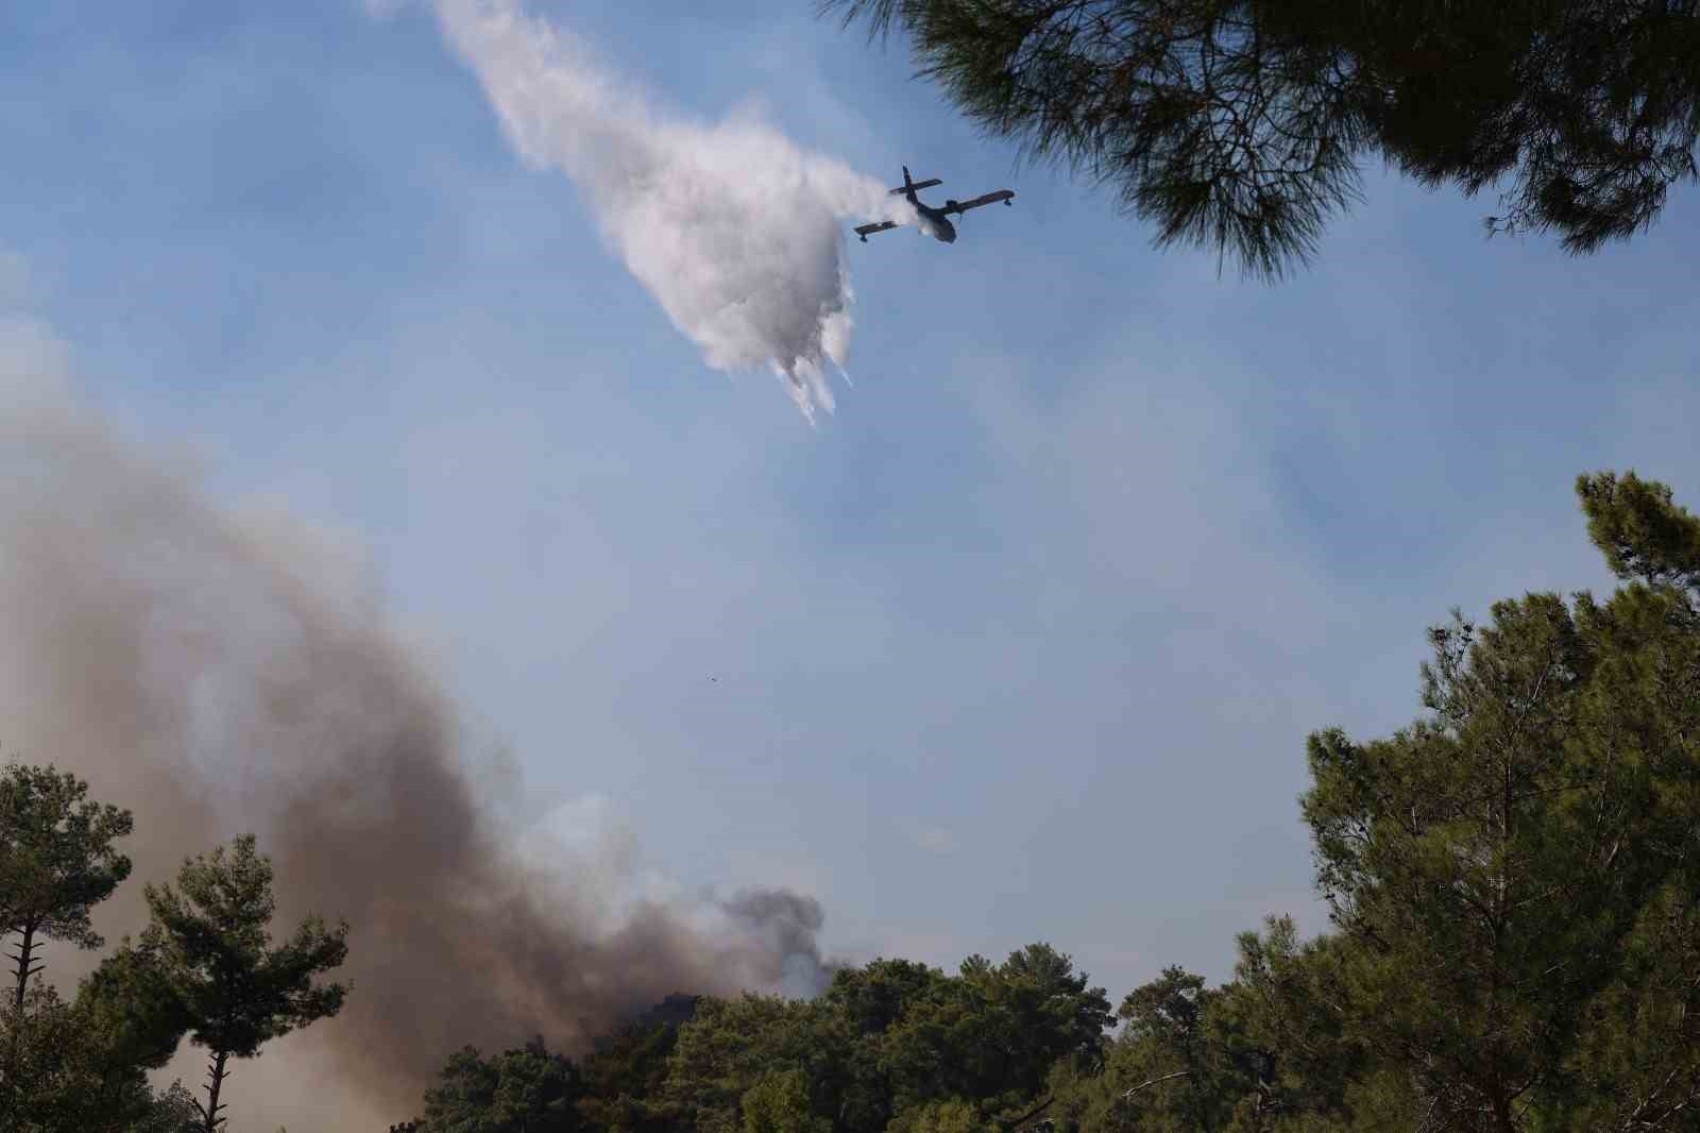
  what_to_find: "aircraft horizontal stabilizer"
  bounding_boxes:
[890,178,942,194]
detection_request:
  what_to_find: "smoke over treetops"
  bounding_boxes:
[0,318,833,1125]
[435,0,915,422]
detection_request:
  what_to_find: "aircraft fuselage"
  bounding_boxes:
[914,203,957,243]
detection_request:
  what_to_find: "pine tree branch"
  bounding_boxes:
[1123,1069,1191,1098]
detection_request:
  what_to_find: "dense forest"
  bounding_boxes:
[4,470,1698,1133]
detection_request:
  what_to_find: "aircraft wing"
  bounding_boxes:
[854,220,900,242]
[942,190,1015,215]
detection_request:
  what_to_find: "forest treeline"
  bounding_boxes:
[5,470,1699,1133]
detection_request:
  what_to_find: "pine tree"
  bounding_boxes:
[142,835,349,1133]
[824,0,1700,277]
[0,763,132,1116]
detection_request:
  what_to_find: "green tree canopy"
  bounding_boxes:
[74,938,194,1081]
[1284,471,1700,1130]
[824,0,1700,277]
[142,834,349,1133]
[0,981,199,1133]
[742,1069,829,1133]
[1047,946,1353,1133]
[1044,472,1700,1133]
[665,994,830,1133]
[0,763,134,1124]
[879,944,1112,1118]
[0,764,203,1133]
[1578,470,1700,587]
[888,1097,988,1133]
[663,946,1110,1133]
[577,998,696,1133]
[0,763,132,1013]
[420,1039,585,1133]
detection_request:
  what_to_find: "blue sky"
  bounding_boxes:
[4,0,1698,1003]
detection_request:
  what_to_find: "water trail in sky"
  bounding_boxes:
[435,0,912,421]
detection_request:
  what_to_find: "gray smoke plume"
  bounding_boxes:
[0,304,830,1127]
[720,889,838,999]
[435,0,915,422]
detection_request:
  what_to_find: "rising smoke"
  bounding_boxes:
[0,313,830,1126]
[435,0,913,421]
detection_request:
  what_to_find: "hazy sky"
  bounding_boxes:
[3,0,1698,1006]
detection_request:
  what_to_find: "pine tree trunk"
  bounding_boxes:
[3,921,40,1102]
[9,921,37,1018]
[202,1049,230,1133]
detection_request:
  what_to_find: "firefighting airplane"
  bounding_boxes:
[854,166,1016,245]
